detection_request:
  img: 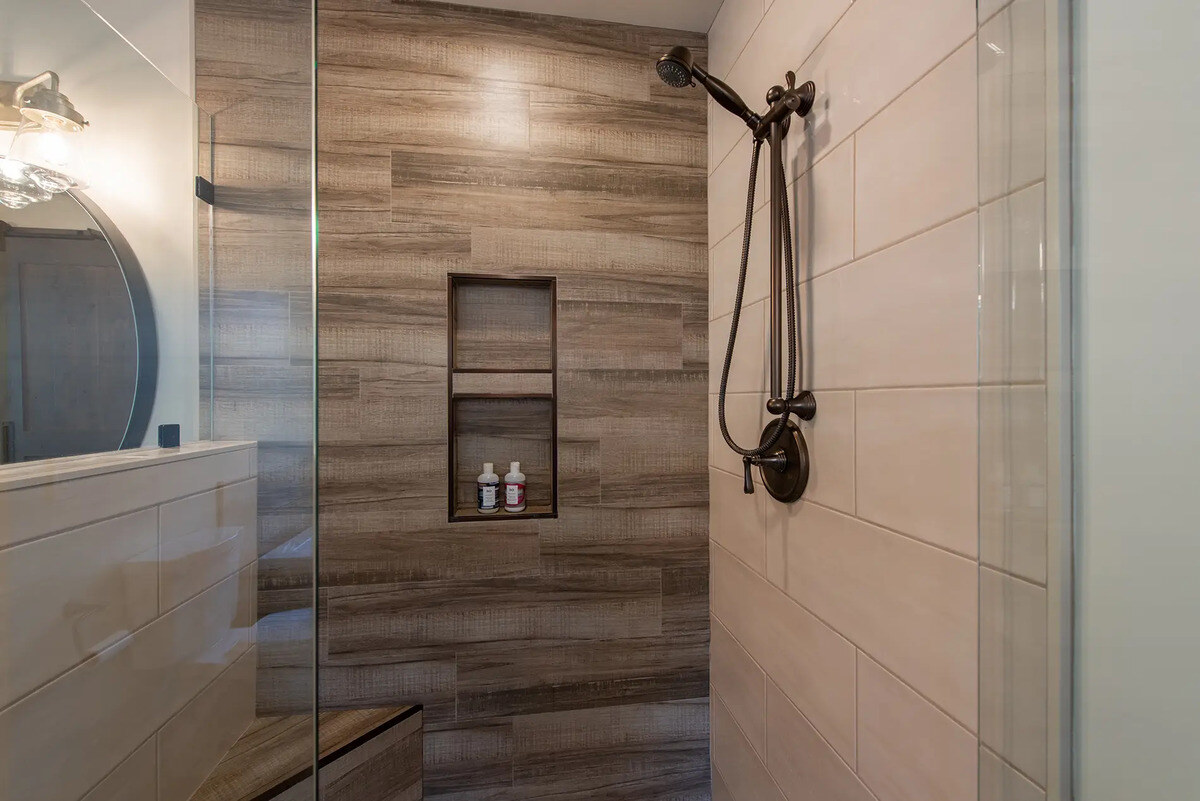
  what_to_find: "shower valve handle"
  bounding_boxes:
[743,448,791,494]
[742,458,756,494]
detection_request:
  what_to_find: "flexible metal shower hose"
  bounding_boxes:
[717,138,801,458]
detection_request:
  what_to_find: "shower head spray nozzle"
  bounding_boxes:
[655,45,760,130]
[656,46,695,88]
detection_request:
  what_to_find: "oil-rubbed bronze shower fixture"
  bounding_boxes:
[657,48,817,503]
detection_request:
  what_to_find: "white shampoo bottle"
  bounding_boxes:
[504,461,526,513]
[477,462,500,514]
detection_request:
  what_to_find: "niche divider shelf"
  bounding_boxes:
[448,274,557,522]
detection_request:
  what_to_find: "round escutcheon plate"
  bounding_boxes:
[758,419,810,503]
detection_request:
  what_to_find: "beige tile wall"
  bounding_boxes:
[703,0,1038,799]
[0,442,258,801]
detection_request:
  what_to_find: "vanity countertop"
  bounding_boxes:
[0,440,256,492]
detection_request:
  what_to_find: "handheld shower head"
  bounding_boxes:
[655,45,761,130]
[656,46,695,88]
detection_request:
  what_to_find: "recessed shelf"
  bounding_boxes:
[450,275,554,372]
[451,504,556,522]
[452,368,554,375]
[447,274,557,524]
[452,371,553,397]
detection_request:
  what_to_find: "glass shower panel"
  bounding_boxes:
[194,0,317,794]
[977,0,1071,798]
[0,0,317,799]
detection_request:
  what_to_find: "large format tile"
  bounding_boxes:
[709,134,770,245]
[710,299,769,394]
[0,448,252,547]
[512,700,710,799]
[558,300,684,371]
[780,502,978,729]
[325,571,663,651]
[712,546,856,762]
[159,478,258,611]
[805,213,979,390]
[981,182,1047,384]
[766,680,874,801]
[979,0,1046,202]
[788,0,976,166]
[855,41,978,255]
[709,392,771,482]
[472,227,706,305]
[707,0,763,81]
[712,694,785,801]
[710,199,771,321]
[531,88,706,168]
[0,569,253,801]
[979,385,1049,583]
[791,136,856,281]
[855,388,978,556]
[980,747,1046,801]
[713,766,735,801]
[799,390,855,514]
[980,567,1048,785]
[710,468,772,574]
[857,654,978,801]
[392,149,705,243]
[711,0,854,171]
[158,646,258,801]
[321,75,530,156]
[423,721,513,800]
[711,618,767,757]
[455,634,708,721]
[0,508,158,709]
[79,739,156,801]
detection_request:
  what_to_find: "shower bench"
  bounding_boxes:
[189,705,422,801]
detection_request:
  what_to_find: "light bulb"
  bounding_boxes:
[8,122,82,193]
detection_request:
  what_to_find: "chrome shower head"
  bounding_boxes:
[656,46,695,88]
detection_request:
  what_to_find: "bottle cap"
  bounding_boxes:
[510,461,520,474]
[484,462,493,473]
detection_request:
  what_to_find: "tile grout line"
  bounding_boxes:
[710,22,977,184]
[715,607,881,801]
[980,561,1050,591]
[712,477,981,564]
[0,567,251,717]
[709,0,858,177]
[1,473,255,553]
[710,205,980,325]
[712,539,981,735]
[980,741,1049,792]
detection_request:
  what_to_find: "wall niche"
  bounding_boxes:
[447,274,557,522]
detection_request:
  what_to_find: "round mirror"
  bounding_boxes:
[0,190,156,463]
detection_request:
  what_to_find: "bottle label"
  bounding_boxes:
[478,483,497,510]
[505,482,525,506]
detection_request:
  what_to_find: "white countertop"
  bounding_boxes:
[0,441,256,492]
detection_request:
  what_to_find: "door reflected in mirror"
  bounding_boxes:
[0,190,156,463]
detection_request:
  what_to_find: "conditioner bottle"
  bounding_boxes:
[504,461,526,513]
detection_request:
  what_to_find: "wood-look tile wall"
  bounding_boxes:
[318,2,711,798]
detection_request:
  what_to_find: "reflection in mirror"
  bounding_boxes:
[0,190,155,463]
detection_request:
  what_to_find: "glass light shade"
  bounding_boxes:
[8,122,84,192]
[0,156,53,208]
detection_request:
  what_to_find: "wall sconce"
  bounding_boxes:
[0,71,88,209]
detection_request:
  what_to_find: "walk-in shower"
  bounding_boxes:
[658,46,817,503]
